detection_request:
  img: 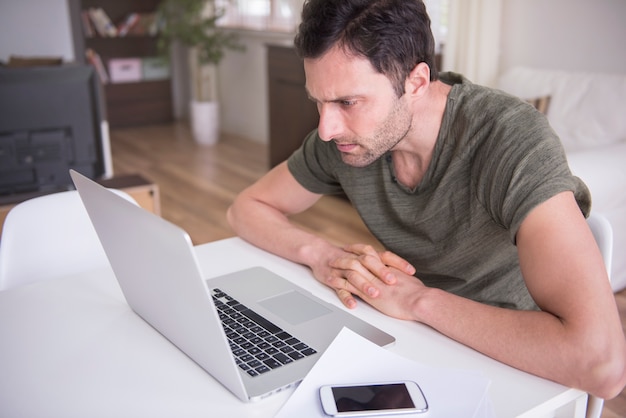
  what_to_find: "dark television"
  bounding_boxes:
[0,64,107,199]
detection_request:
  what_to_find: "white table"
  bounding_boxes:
[0,238,587,417]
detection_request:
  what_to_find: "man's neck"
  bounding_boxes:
[390,80,451,190]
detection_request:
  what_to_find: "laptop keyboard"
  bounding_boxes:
[212,288,317,377]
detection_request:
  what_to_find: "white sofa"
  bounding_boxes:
[497,67,626,292]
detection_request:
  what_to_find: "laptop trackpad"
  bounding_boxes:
[259,291,332,325]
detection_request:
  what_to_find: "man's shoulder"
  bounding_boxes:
[441,72,519,103]
[441,72,539,130]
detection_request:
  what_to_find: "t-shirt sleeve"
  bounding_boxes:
[471,102,591,243]
[287,130,345,195]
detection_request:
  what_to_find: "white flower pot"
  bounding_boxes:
[190,100,219,145]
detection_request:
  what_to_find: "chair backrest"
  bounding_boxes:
[585,212,613,418]
[586,212,613,279]
[0,189,137,291]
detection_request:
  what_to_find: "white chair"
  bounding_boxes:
[585,212,614,418]
[0,189,137,291]
[587,212,613,279]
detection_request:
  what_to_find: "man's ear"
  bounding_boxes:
[405,62,431,97]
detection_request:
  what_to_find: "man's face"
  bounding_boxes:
[304,46,413,167]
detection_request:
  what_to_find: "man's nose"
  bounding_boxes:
[317,105,342,142]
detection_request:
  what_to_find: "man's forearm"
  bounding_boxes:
[413,287,626,399]
[226,196,339,271]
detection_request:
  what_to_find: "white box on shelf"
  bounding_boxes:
[108,58,142,83]
[142,57,170,81]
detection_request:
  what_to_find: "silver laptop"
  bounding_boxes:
[70,170,394,402]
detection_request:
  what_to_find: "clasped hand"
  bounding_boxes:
[317,243,422,321]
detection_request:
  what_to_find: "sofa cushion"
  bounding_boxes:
[498,67,626,153]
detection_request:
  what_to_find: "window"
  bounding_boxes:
[217,0,448,48]
[216,0,301,32]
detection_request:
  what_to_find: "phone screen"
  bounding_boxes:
[331,383,415,412]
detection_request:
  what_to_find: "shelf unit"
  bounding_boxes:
[68,0,173,128]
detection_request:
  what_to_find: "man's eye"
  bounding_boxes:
[341,100,356,107]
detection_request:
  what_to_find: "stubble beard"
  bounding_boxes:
[339,97,413,168]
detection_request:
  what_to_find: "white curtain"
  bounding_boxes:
[442,0,503,87]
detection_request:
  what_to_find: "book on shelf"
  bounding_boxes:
[88,7,117,37]
[126,12,160,36]
[80,10,94,37]
[117,13,140,37]
[83,9,160,38]
[85,48,109,84]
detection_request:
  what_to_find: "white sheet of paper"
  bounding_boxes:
[275,327,494,418]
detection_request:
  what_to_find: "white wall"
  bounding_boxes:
[0,0,74,63]
[500,0,626,74]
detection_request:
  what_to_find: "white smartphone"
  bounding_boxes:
[319,381,428,417]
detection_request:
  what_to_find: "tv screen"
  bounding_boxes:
[0,64,107,199]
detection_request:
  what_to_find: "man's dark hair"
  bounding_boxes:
[294,0,438,97]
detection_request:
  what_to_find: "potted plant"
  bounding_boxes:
[157,0,243,145]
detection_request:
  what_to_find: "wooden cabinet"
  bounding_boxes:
[267,45,319,168]
[68,0,173,128]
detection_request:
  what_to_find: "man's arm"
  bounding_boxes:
[227,162,414,307]
[227,161,334,267]
[339,191,626,398]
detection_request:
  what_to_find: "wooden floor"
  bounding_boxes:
[110,122,626,418]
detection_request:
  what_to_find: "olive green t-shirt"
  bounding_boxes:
[287,72,590,310]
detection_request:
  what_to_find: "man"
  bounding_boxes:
[227,0,626,399]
